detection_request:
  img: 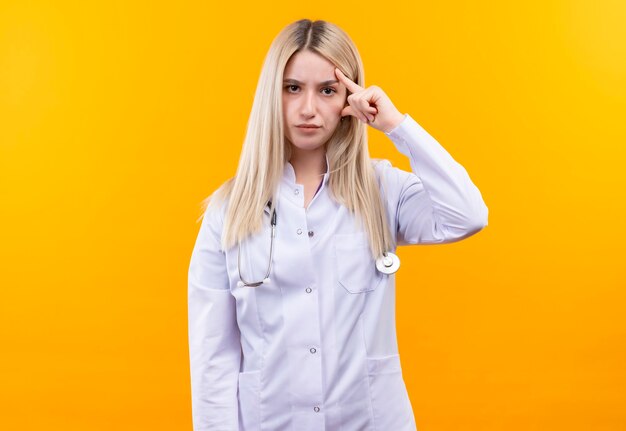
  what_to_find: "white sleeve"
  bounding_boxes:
[384,113,489,245]
[188,201,241,430]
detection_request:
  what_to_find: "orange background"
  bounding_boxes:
[1,1,625,430]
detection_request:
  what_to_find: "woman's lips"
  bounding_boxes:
[296,125,321,132]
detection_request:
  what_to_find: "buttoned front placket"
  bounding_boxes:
[277,165,328,428]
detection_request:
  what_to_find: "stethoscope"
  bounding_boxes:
[237,200,401,288]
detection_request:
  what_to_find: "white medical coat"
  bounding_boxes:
[188,113,489,431]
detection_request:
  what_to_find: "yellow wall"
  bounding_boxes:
[1,1,625,429]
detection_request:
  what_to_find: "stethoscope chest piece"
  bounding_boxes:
[376,251,401,275]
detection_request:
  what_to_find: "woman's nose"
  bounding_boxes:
[300,90,317,116]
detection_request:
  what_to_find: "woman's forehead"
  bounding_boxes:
[284,50,336,79]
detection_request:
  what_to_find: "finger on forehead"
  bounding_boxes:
[336,68,362,92]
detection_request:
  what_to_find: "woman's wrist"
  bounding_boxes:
[382,111,406,134]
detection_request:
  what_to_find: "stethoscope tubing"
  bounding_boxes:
[237,201,277,287]
[237,187,400,288]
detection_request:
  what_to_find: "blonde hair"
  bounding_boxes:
[198,18,395,260]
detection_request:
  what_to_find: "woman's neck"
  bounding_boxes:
[289,146,327,184]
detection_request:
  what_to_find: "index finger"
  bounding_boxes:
[335,68,362,94]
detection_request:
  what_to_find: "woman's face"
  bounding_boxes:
[282,50,347,153]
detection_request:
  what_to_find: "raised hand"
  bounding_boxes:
[335,68,406,133]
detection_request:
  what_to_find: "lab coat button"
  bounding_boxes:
[310,347,317,354]
[294,189,299,195]
[305,287,312,293]
[297,228,302,235]
[314,406,320,412]
[308,230,314,237]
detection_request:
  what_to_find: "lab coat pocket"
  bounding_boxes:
[367,354,415,430]
[237,369,261,430]
[334,232,384,294]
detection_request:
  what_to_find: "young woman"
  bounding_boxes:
[188,18,488,431]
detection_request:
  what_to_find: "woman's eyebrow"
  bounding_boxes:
[283,78,339,86]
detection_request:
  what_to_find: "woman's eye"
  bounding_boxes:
[284,85,336,95]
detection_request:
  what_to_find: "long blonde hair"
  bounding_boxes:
[198,18,395,260]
